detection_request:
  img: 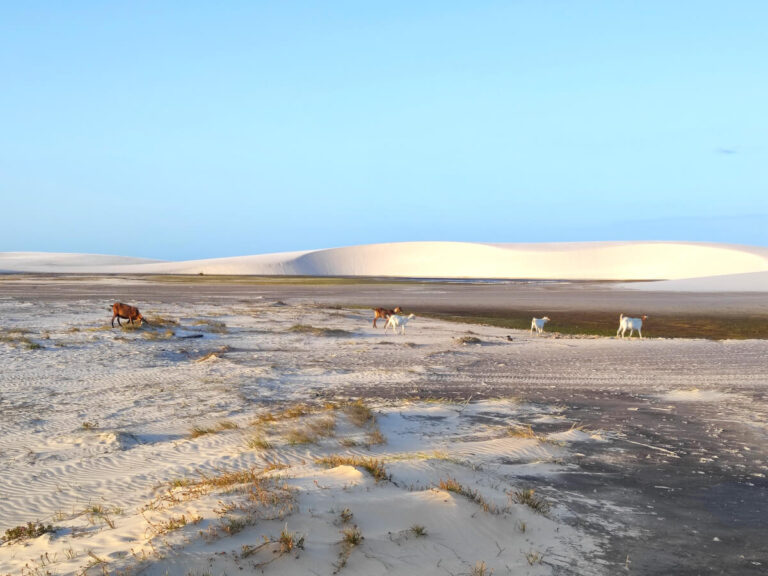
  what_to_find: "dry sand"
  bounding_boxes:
[3,241,768,286]
[1,279,767,575]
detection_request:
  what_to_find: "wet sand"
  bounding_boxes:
[2,274,767,316]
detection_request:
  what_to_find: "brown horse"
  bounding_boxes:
[372,306,402,328]
[111,302,148,327]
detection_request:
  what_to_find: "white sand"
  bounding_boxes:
[619,270,768,292]
[2,241,767,286]
[2,297,766,575]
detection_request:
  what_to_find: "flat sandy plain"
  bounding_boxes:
[1,276,767,576]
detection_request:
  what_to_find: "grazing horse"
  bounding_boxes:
[372,307,402,328]
[111,302,147,327]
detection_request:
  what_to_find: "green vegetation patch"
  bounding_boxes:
[2,521,55,544]
[417,309,768,340]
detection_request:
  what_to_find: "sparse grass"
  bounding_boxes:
[197,468,261,490]
[169,478,194,489]
[220,516,248,535]
[334,525,363,573]
[189,426,218,439]
[151,514,201,535]
[286,428,317,445]
[253,403,314,425]
[153,467,296,543]
[0,329,42,350]
[471,561,490,576]
[289,324,352,337]
[240,525,305,563]
[307,415,337,438]
[85,504,106,516]
[525,550,543,565]
[279,525,302,553]
[364,426,386,447]
[341,525,362,546]
[81,421,98,430]
[142,329,175,340]
[343,399,373,427]
[438,478,498,513]
[2,521,55,544]
[506,424,537,439]
[189,420,240,438]
[246,434,273,450]
[83,503,117,528]
[510,488,550,515]
[410,524,427,537]
[317,455,389,482]
[193,319,228,333]
[339,508,353,524]
[145,315,179,327]
[455,335,482,345]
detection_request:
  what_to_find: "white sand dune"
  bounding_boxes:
[2,242,767,287]
[619,270,768,292]
[0,251,160,273]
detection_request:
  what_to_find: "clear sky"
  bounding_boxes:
[2,1,766,260]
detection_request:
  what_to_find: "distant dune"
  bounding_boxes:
[0,252,161,273]
[1,242,767,290]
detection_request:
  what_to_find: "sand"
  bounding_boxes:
[1,284,767,575]
[2,241,768,285]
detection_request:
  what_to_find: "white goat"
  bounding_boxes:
[617,314,647,339]
[530,316,550,335]
[384,313,416,335]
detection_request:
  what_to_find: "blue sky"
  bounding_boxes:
[2,1,766,260]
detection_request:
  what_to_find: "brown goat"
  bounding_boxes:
[111,302,147,327]
[372,306,402,328]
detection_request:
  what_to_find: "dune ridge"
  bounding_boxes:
[2,242,767,286]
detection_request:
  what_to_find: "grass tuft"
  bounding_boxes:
[438,477,498,513]
[525,550,543,565]
[510,488,550,515]
[246,435,273,450]
[506,424,537,439]
[317,455,389,482]
[365,426,387,447]
[341,525,362,546]
[343,399,374,427]
[193,319,228,333]
[142,329,175,340]
[286,428,317,445]
[189,420,240,439]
